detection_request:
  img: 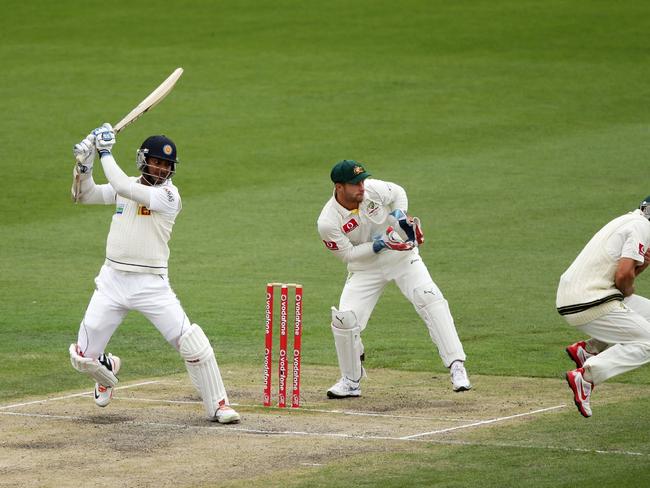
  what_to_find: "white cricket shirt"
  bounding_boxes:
[104,178,181,274]
[556,209,650,325]
[74,153,182,274]
[317,178,414,271]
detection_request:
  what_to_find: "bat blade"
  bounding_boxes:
[113,67,184,134]
[73,67,183,203]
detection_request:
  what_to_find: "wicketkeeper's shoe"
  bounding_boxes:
[327,377,361,398]
[565,341,595,369]
[566,368,593,418]
[213,401,241,424]
[450,361,472,392]
[94,353,121,408]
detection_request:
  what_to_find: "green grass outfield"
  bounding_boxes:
[2,0,650,485]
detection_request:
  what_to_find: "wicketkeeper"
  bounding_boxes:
[68,124,240,423]
[317,160,471,398]
[557,197,650,417]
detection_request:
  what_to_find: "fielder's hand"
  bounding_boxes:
[93,123,116,155]
[390,209,424,246]
[372,226,415,253]
[73,133,96,174]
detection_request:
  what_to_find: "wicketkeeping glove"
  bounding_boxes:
[372,226,415,253]
[93,123,116,155]
[390,209,424,246]
[73,133,96,174]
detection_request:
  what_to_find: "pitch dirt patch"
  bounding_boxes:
[0,365,640,487]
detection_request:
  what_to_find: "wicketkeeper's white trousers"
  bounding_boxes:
[338,250,466,367]
[76,265,191,358]
[578,294,650,385]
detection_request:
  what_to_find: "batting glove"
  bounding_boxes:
[73,134,96,174]
[93,123,116,156]
[390,209,424,246]
[372,226,415,253]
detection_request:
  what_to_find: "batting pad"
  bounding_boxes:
[179,324,228,418]
[331,308,363,382]
[69,343,119,387]
[413,285,466,367]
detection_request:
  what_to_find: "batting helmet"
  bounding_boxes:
[136,135,179,172]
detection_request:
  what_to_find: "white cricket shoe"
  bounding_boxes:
[450,361,471,392]
[213,401,241,424]
[327,377,361,398]
[94,353,121,407]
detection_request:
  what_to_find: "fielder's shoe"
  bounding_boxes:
[565,341,595,369]
[327,377,361,398]
[566,368,593,418]
[94,353,121,408]
[213,400,241,424]
[450,361,472,392]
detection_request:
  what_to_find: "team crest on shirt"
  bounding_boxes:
[365,200,380,216]
[116,204,125,215]
[342,218,359,233]
[137,205,151,216]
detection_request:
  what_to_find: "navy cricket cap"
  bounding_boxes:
[330,160,371,184]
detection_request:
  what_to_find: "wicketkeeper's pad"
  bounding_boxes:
[331,307,364,382]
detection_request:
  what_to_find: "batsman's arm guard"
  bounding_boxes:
[179,324,229,419]
[69,343,119,387]
[331,307,364,382]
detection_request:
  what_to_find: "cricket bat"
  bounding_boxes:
[73,67,184,202]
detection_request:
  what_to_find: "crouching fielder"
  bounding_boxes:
[317,160,471,398]
[557,197,650,418]
[68,124,240,423]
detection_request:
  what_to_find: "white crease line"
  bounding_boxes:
[115,396,479,422]
[0,381,161,410]
[400,404,566,439]
[0,409,645,457]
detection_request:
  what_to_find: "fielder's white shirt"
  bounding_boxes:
[317,178,415,271]
[556,209,650,325]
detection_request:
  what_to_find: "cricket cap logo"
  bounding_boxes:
[330,159,371,184]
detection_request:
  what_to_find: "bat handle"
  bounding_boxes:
[73,155,82,203]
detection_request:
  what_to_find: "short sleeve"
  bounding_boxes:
[619,222,648,263]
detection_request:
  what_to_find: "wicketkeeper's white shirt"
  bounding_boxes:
[317,178,413,271]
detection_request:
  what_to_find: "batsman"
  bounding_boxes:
[68,124,240,423]
[317,160,471,398]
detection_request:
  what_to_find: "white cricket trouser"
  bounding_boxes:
[77,265,191,358]
[578,295,650,385]
[339,251,466,366]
